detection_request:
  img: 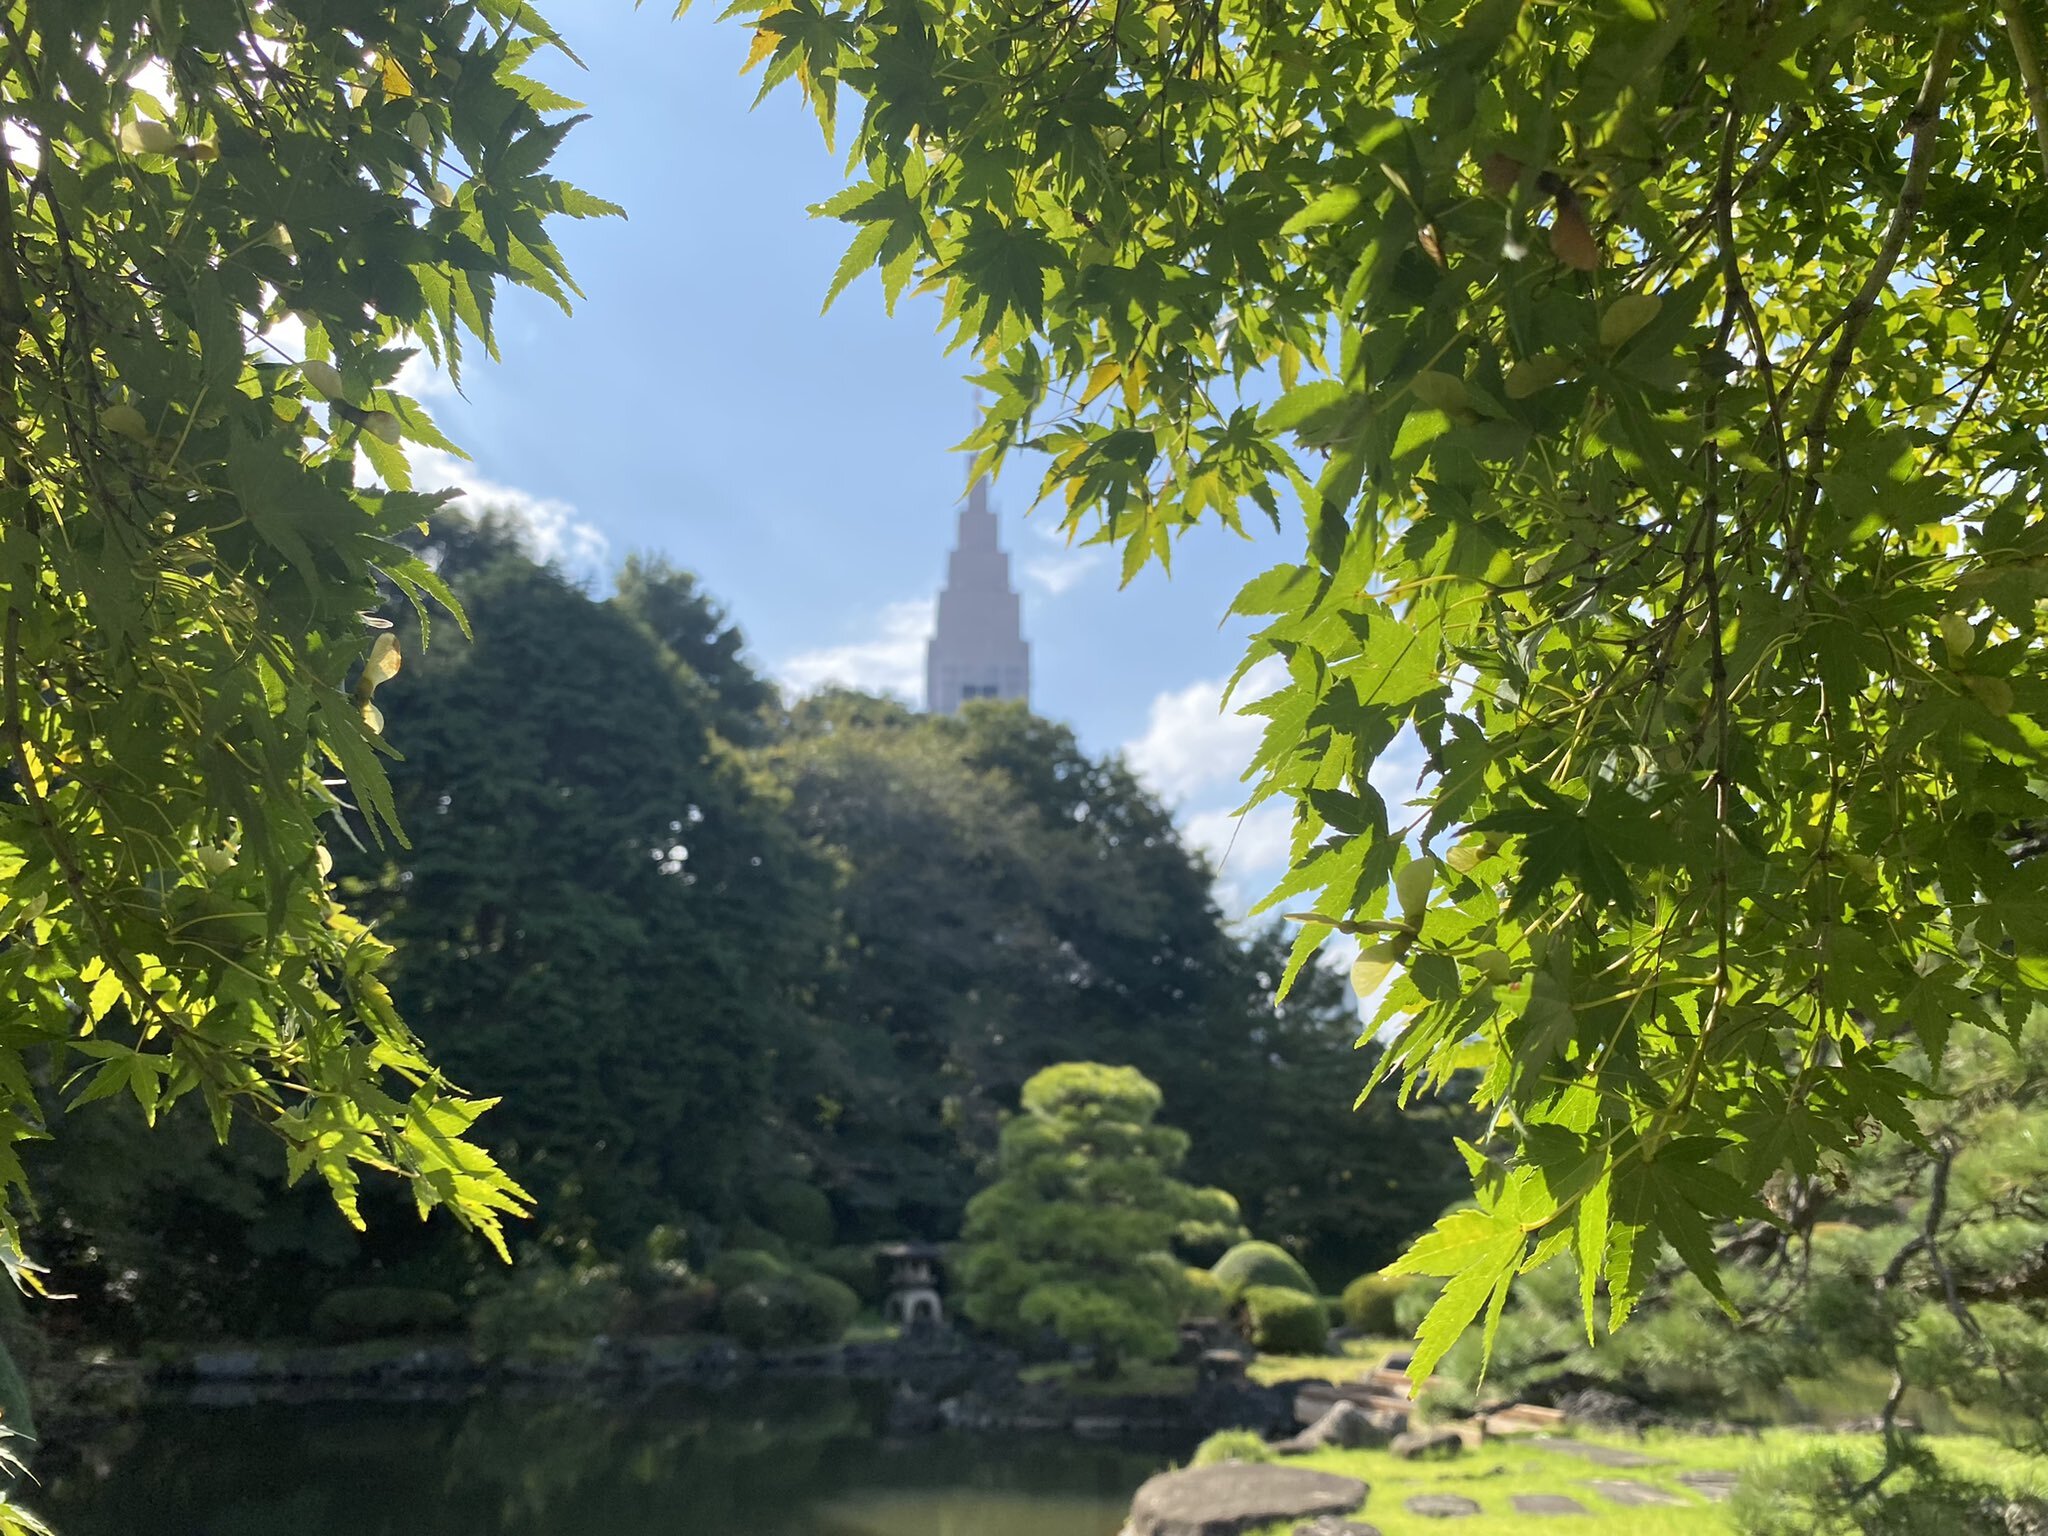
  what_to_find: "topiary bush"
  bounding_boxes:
[1240,1284,1329,1354]
[810,1245,882,1305]
[1189,1429,1272,1467]
[789,1270,860,1342]
[1211,1240,1316,1302]
[310,1285,461,1343]
[635,1278,720,1335]
[470,1258,631,1354]
[1340,1272,1413,1335]
[1181,1266,1228,1321]
[718,1269,859,1350]
[706,1248,789,1292]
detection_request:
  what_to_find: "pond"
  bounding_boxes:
[32,1381,1168,1536]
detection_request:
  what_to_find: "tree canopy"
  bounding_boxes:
[738,0,2048,1374]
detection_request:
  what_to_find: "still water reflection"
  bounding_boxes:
[37,1381,1165,1536]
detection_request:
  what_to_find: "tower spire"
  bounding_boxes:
[925,476,1030,715]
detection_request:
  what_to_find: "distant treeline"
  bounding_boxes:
[21,513,1469,1343]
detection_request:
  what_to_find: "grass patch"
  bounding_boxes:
[1245,1336,1405,1387]
[1017,1359,1197,1397]
[1238,1429,2039,1536]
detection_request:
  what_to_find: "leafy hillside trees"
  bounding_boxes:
[959,1063,1241,1376]
[735,0,2048,1373]
[768,691,1468,1269]
[338,517,832,1248]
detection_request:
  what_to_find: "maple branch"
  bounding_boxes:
[2004,0,2048,182]
[1790,27,1961,574]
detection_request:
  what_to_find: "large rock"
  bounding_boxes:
[1389,1426,1464,1460]
[1555,1387,1659,1428]
[1274,1401,1397,1454]
[1121,1463,1368,1536]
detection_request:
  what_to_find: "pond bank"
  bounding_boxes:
[33,1332,1296,1454]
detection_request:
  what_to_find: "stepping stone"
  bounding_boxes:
[1512,1493,1589,1516]
[1294,1521,1382,1536]
[1532,1437,1662,1468]
[1404,1493,1481,1518]
[1676,1470,1740,1502]
[1584,1478,1688,1507]
[1124,1464,1369,1536]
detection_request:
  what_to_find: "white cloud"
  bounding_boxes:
[778,598,934,702]
[1184,799,1293,915]
[408,446,609,575]
[1123,657,1286,806]
[1021,546,1109,597]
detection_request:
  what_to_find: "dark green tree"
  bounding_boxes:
[768,690,1465,1273]
[339,517,831,1246]
[959,1062,1241,1376]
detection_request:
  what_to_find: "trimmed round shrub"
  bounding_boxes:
[635,1279,720,1335]
[1211,1240,1316,1301]
[724,1221,791,1260]
[1181,1266,1228,1322]
[1340,1272,1413,1335]
[811,1245,883,1305]
[470,1260,631,1353]
[789,1270,860,1341]
[1240,1284,1329,1354]
[718,1269,859,1350]
[706,1248,788,1291]
[751,1179,835,1251]
[311,1286,461,1343]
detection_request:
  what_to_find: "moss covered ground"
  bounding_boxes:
[1247,1429,2048,1536]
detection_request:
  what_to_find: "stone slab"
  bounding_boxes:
[1404,1493,1482,1518]
[1531,1436,1662,1468]
[1584,1478,1689,1507]
[1294,1521,1381,1536]
[1511,1493,1589,1516]
[1122,1464,1368,1536]
[1676,1470,1740,1502]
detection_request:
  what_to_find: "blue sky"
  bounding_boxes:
[407,0,1353,916]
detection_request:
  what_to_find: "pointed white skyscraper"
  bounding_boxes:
[925,478,1030,715]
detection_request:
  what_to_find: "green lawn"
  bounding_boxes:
[1245,1429,2048,1536]
[1245,1337,1406,1387]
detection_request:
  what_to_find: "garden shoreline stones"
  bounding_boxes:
[1119,1463,1368,1536]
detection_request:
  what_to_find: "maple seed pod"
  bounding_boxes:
[1394,856,1434,917]
[1480,152,1521,198]
[102,402,149,440]
[361,410,403,445]
[362,632,403,691]
[119,118,178,155]
[1351,939,1401,999]
[301,359,346,401]
[1505,354,1569,399]
[1940,612,1975,658]
[1549,200,1601,272]
[1444,844,1483,874]
[1599,293,1662,349]
[1410,370,1470,416]
[431,181,456,209]
[1471,948,1514,984]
